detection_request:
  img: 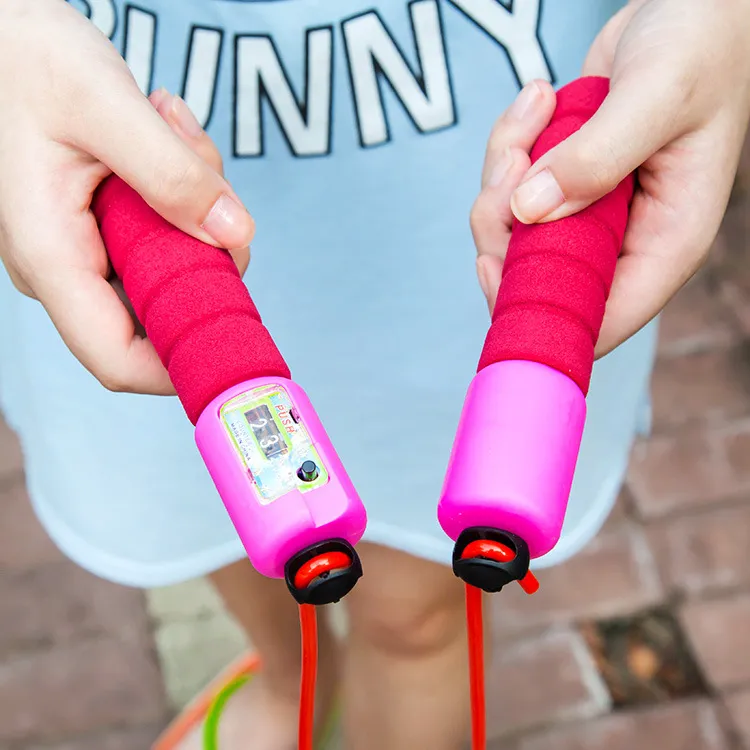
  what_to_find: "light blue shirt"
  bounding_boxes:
[0,0,656,586]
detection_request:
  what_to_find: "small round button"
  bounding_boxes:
[297,460,319,482]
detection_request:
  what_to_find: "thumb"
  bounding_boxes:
[510,70,685,225]
[81,83,254,251]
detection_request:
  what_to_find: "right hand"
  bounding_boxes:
[0,0,255,394]
[473,0,750,359]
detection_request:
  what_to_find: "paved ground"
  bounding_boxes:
[2,147,750,747]
[0,419,170,749]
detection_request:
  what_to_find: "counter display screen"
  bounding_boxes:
[220,384,329,505]
[244,404,288,459]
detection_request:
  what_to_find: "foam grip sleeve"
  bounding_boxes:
[477,76,634,395]
[93,177,290,424]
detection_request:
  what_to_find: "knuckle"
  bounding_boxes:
[8,271,35,298]
[195,138,224,176]
[571,140,623,195]
[95,365,130,394]
[674,67,701,111]
[470,193,495,237]
[0,240,36,298]
[154,157,208,211]
[486,113,517,154]
[209,148,224,176]
[11,276,35,299]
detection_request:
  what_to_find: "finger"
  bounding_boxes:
[472,149,530,310]
[110,277,147,339]
[26,209,174,394]
[474,151,530,312]
[150,90,250,276]
[476,255,504,317]
[79,81,254,251]
[38,267,174,394]
[473,82,555,312]
[151,90,224,175]
[482,80,557,188]
[148,87,169,111]
[474,80,555,254]
[474,149,532,257]
[510,64,693,225]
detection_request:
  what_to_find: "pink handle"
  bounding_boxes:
[439,77,635,559]
[477,76,634,395]
[93,178,367,585]
[92,178,290,424]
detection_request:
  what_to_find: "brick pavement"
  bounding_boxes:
[1,150,750,748]
[0,420,171,749]
[483,144,750,748]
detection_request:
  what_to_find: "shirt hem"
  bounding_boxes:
[29,467,628,588]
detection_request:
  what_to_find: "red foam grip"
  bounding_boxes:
[92,178,290,424]
[477,77,634,395]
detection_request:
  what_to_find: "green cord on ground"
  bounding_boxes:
[203,673,252,750]
[201,671,340,749]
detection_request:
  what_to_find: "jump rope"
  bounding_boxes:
[92,76,633,750]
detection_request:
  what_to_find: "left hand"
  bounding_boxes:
[112,88,250,344]
[471,0,750,357]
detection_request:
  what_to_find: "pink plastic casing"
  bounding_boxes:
[195,377,368,579]
[437,360,586,558]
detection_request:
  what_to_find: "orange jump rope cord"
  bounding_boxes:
[295,551,352,750]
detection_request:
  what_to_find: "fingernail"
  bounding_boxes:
[512,169,564,223]
[508,82,541,121]
[171,95,203,138]
[487,147,515,188]
[202,194,254,248]
[150,87,169,108]
[156,91,174,119]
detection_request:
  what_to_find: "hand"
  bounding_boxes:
[471,0,750,356]
[0,0,254,394]
[113,88,245,342]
